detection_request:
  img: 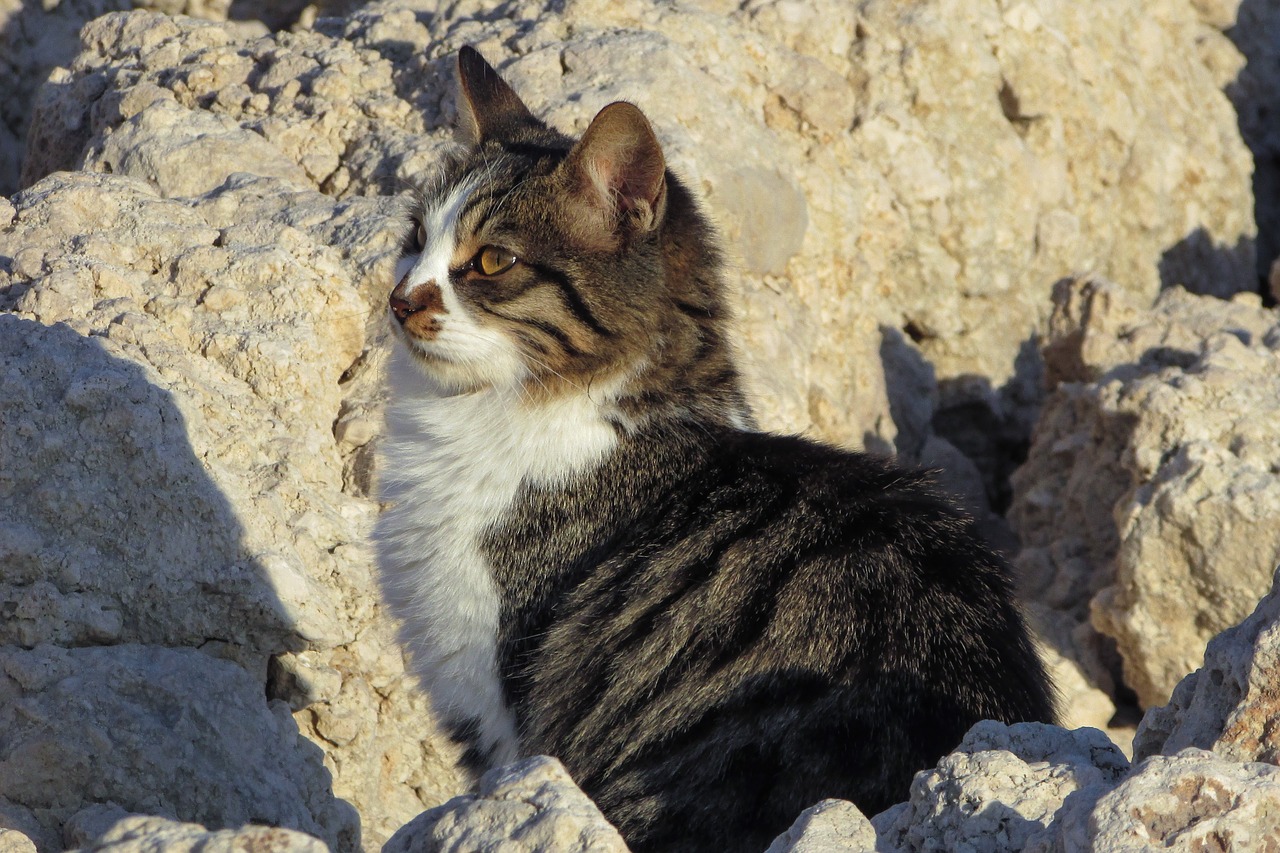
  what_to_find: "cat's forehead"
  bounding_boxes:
[413,142,568,224]
[466,139,569,181]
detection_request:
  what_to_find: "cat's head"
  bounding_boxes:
[390,47,749,426]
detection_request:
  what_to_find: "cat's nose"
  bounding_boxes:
[389,277,446,324]
[389,293,416,323]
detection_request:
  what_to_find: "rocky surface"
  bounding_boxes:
[764,800,876,853]
[0,168,463,850]
[1010,278,1280,713]
[1223,0,1280,286]
[65,805,331,853]
[0,831,37,853]
[871,722,1130,852]
[1134,565,1280,765]
[383,757,629,853]
[1046,749,1280,851]
[2,0,1279,851]
[0,0,263,198]
[0,644,355,849]
[16,0,1260,478]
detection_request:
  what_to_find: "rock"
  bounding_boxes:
[0,168,464,848]
[20,0,1259,485]
[1221,0,1280,289]
[870,721,1130,853]
[66,806,329,853]
[765,799,876,853]
[0,0,269,197]
[0,644,355,849]
[1134,565,1280,765]
[1010,278,1280,709]
[383,756,630,853]
[1036,643,1127,746]
[1043,749,1280,851]
[0,0,1271,846]
[0,830,37,853]
[0,170,362,653]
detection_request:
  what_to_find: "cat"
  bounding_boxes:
[375,46,1056,853]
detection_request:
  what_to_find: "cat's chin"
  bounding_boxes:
[395,340,524,397]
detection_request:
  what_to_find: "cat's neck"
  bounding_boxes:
[383,349,624,490]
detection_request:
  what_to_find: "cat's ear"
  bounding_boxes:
[563,102,667,236]
[456,46,538,144]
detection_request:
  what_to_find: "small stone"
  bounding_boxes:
[765,799,875,853]
[384,756,629,853]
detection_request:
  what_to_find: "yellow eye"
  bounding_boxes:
[416,223,428,251]
[475,246,517,276]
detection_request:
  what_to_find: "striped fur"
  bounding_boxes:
[376,48,1055,852]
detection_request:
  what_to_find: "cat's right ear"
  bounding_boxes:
[456,46,538,144]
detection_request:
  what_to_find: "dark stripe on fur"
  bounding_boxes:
[484,424,1056,853]
[479,303,585,358]
[526,261,615,338]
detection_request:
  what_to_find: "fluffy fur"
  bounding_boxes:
[375,47,1056,852]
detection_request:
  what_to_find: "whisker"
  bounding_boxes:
[518,348,588,394]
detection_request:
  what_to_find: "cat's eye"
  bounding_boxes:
[415,222,428,252]
[474,246,518,276]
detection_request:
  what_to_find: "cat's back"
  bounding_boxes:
[508,426,1054,849]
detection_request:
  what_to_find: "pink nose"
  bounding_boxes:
[389,294,417,322]
[389,277,446,324]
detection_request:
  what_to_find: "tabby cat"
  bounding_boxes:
[376,47,1055,852]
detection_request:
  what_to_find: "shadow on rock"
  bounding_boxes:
[1157,227,1258,301]
[1226,0,1280,301]
[0,316,359,850]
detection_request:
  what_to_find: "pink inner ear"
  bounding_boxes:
[571,103,666,223]
[584,156,643,214]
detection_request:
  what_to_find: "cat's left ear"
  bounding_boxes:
[456,46,538,144]
[563,102,667,236]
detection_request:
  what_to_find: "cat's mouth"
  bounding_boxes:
[393,320,531,395]
[396,330,459,367]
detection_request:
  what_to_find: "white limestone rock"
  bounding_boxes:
[0,171,359,653]
[765,799,876,853]
[66,805,329,853]
[0,0,274,196]
[0,168,464,849]
[1010,278,1280,709]
[0,830,38,853]
[1223,0,1280,291]
[871,721,1130,853]
[383,756,630,853]
[1134,565,1280,765]
[1042,749,1280,851]
[0,644,355,849]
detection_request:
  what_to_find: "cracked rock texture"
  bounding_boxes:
[15,0,1260,486]
[0,0,260,197]
[0,168,463,850]
[65,806,330,853]
[1134,565,1280,766]
[871,722,1130,852]
[1,0,1279,851]
[765,800,876,853]
[1044,749,1280,851]
[382,757,629,853]
[1010,278,1280,711]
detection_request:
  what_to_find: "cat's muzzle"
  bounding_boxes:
[390,277,447,340]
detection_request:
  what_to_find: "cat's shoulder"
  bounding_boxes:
[709,428,948,503]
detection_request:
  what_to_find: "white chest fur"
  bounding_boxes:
[375,349,620,764]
